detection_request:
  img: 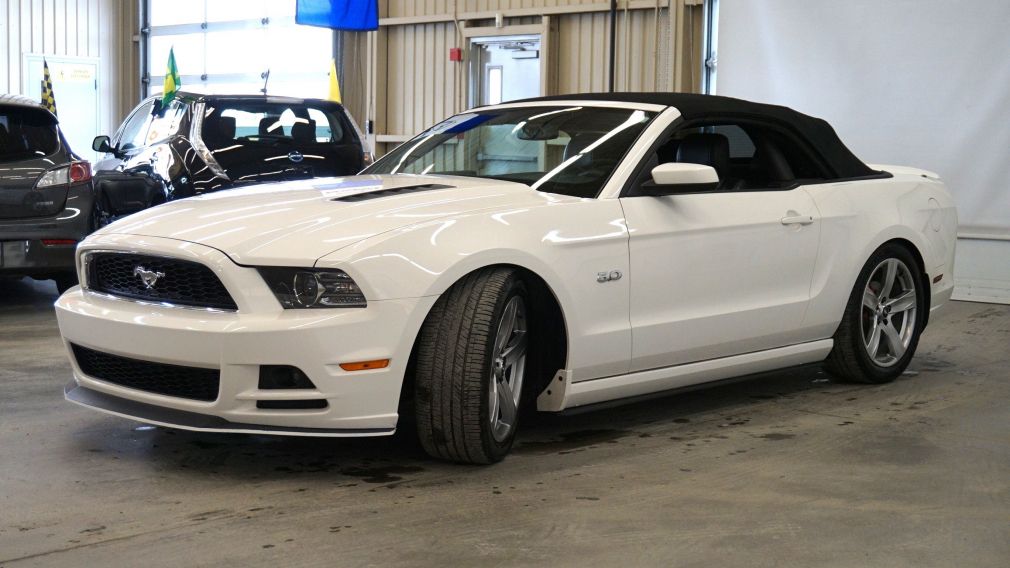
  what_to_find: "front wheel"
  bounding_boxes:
[413,267,529,464]
[826,243,926,383]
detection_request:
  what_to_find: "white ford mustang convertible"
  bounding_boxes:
[56,93,957,463]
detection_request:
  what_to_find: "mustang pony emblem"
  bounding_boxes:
[133,266,165,289]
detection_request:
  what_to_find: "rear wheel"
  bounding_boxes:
[826,243,925,383]
[414,267,529,464]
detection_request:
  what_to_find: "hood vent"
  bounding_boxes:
[331,183,453,203]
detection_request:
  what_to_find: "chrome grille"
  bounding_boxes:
[86,252,237,311]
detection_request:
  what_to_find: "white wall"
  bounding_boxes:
[715,0,1010,303]
[0,0,138,142]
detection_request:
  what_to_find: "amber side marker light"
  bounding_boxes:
[933,274,943,283]
[339,359,390,372]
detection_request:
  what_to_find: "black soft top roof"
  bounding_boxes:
[516,92,877,179]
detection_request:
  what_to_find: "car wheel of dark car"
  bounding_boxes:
[54,273,78,294]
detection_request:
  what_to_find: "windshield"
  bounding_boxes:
[201,101,347,151]
[0,108,60,163]
[366,106,656,198]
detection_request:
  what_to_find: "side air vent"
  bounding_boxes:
[331,183,453,203]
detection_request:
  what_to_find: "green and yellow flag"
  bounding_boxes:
[162,47,181,106]
[328,58,342,103]
[41,59,57,116]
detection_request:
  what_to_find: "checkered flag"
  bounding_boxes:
[41,58,57,116]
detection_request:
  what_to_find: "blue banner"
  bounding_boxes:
[295,0,379,32]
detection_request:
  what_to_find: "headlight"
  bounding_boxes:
[257,267,367,308]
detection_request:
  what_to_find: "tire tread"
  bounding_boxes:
[415,267,518,463]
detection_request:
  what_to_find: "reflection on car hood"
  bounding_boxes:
[98,174,565,265]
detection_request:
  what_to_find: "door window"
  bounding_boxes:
[117,101,155,151]
[637,121,828,192]
[116,100,187,151]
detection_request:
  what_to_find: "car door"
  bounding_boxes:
[619,124,823,372]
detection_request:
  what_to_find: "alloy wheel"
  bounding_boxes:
[488,295,528,442]
[860,258,918,367]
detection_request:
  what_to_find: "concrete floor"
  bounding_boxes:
[1,277,1008,567]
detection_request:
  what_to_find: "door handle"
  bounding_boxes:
[780,215,814,226]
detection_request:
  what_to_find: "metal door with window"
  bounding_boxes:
[469,36,542,175]
[23,55,100,162]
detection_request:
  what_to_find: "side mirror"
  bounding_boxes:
[92,135,113,154]
[637,162,719,196]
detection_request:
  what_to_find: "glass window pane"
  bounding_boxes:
[205,29,267,75]
[487,66,503,105]
[150,33,205,81]
[151,0,204,26]
[265,26,332,74]
[147,1,333,100]
[206,0,267,22]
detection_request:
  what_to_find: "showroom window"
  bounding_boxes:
[145,0,335,99]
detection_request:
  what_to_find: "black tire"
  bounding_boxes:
[414,267,528,464]
[825,243,927,384]
[54,272,78,294]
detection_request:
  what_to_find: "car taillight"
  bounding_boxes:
[69,161,92,183]
[36,161,91,188]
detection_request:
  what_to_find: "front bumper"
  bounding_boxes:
[56,235,437,435]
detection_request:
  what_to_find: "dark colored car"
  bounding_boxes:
[91,92,367,220]
[0,94,95,292]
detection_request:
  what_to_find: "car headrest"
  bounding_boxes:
[655,138,679,164]
[291,119,316,141]
[751,137,795,182]
[218,116,236,140]
[258,117,277,137]
[676,133,730,179]
[203,115,236,148]
[563,133,600,167]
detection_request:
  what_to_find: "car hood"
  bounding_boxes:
[98,174,565,265]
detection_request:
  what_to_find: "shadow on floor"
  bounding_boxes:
[0,276,59,311]
[69,363,839,484]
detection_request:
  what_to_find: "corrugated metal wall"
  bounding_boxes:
[341,0,704,155]
[0,0,137,134]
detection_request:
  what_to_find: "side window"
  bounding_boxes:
[117,102,155,151]
[643,121,826,192]
[710,124,755,159]
[145,102,187,146]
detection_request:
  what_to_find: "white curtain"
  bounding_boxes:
[715,0,1010,236]
[714,0,1010,302]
